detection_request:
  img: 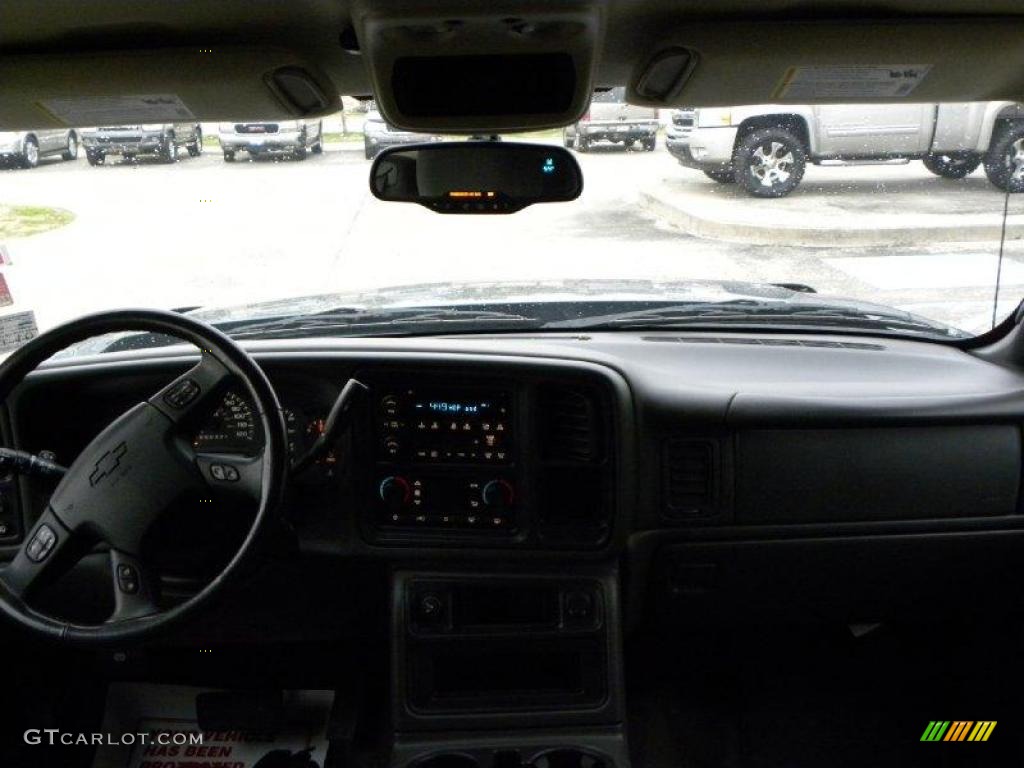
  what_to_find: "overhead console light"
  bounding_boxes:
[356,5,600,133]
[634,47,697,103]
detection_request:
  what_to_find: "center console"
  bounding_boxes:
[358,365,630,767]
[389,570,628,768]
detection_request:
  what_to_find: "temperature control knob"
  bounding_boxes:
[481,479,515,509]
[379,475,411,510]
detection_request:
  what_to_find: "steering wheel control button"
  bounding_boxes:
[26,524,57,562]
[209,463,240,482]
[116,563,140,594]
[163,378,201,408]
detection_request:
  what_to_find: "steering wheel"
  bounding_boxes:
[0,309,288,643]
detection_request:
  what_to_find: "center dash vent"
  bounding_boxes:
[663,440,718,521]
[538,386,602,464]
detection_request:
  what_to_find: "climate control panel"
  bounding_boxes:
[377,474,517,530]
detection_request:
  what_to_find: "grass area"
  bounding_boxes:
[0,205,74,239]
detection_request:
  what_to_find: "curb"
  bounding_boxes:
[641,188,1024,248]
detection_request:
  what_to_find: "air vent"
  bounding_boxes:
[664,440,718,521]
[643,336,884,351]
[539,386,602,464]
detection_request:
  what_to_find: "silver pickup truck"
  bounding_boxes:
[564,87,659,152]
[667,102,1024,197]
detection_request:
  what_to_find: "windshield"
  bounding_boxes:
[2,99,1023,351]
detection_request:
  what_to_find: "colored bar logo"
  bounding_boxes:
[921,721,997,742]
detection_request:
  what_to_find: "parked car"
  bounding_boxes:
[79,123,202,165]
[0,129,79,168]
[563,87,659,152]
[668,102,1024,197]
[363,111,441,159]
[218,120,323,161]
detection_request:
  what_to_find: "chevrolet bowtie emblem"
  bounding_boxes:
[89,442,128,487]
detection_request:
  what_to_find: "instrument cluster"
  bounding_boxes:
[192,390,337,470]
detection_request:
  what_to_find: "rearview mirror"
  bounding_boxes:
[369,142,583,214]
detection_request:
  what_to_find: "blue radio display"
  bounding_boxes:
[425,400,488,414]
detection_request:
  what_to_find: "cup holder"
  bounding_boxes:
[412,754,481,768]
[529,749,609,768]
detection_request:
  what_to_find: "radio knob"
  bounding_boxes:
[379,475,411,509]
[481,479,514,509]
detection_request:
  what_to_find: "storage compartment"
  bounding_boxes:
[735,425,1021,523]
[530,749,610,768]
[452,583,560,630]
[412,755,480,768]
[399,744,618,768]
[409,636,606,713]
[653,531,1024,624]
[393,571,623,731]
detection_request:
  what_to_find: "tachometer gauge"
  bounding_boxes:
[192,391,260,454]
[306,416,338,467]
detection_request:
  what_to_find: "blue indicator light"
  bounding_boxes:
[542,157,555,174]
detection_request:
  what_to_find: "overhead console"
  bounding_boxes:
[356,367,617,549]
[354,2,600,133]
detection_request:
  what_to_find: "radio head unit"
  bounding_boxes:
[371,384,520,534]
[377,387,513,465]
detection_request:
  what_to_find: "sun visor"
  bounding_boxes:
[356,5,600,133]
[0,48,340,130]
[628,19,1024,108]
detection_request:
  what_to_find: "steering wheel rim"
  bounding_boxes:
[0,309,288,644]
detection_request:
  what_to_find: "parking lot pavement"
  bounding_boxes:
[0,141,1021,338]
[644,161,1024,247]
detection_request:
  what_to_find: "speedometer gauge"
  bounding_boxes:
[192,391,260,454]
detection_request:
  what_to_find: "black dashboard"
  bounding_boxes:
[4,330,1024,628]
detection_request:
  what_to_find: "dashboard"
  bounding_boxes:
[5,330,1024,626]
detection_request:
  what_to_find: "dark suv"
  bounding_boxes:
[80,123,202,165]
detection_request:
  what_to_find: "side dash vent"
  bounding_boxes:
[663,440,718,521]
